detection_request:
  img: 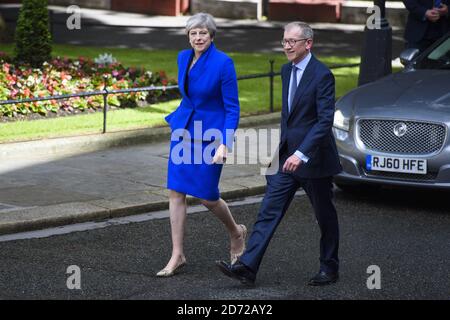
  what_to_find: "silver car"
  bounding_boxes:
[333,32,450,191]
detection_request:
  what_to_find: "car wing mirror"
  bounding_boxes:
[400,48,420,66]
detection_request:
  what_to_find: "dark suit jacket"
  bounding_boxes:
[403,0,450,43]
[279,55,342,179]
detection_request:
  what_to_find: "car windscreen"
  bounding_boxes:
[415,38,450,70]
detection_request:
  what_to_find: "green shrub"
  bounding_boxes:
[14,0,52,68]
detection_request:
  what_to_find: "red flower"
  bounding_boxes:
[2,63,10,74]
[23,88,31,97]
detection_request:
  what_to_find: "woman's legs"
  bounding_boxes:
[159,190,187,272]
[200,198,247,261]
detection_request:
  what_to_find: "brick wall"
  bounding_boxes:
[269,0,344,22]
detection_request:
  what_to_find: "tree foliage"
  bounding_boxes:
[14,0,52,68]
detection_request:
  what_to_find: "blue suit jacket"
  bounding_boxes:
[403,0,450,43]
[279,55,342,178]
[165,43,240,149]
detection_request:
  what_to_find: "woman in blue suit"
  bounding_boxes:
[157,13,247,277]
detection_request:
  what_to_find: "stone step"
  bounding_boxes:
[0,1,408,27]
[190,0,407,27]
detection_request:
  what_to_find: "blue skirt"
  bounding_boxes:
[167,138,223,201]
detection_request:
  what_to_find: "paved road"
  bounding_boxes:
[1,187,449,300]
[3,5,407,57]
[52,24,407,58]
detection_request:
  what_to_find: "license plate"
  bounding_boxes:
[366,155,427,174]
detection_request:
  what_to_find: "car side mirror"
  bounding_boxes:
[400,48,420,66]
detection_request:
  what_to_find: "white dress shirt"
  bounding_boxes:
[288,52,312,164]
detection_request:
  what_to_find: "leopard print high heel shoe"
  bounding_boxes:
[156,258,187,277]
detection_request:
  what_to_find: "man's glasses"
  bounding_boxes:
[281,38,309,47]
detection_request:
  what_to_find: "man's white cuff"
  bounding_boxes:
[294,150,309,163]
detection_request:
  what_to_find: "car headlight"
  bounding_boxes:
[333,127,349,141]
[333,109,350,131]
[333,109,350,141]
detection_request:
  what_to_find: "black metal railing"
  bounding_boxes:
[237,61,360,112]
[0,61,360,133]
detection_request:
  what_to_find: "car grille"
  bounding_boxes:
[362,169,438,182]
[358,119,446,155]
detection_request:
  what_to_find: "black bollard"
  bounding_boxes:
[358,0,393,86]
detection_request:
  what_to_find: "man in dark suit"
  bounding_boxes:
[216,22,342,286]
[403,0,449,52]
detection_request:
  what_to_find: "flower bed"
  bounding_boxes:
[0,52,178,120]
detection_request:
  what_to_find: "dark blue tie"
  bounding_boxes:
[288,66,298,113]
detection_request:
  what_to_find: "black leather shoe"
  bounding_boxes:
[308,271,339,286]
[216,260,256,285]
